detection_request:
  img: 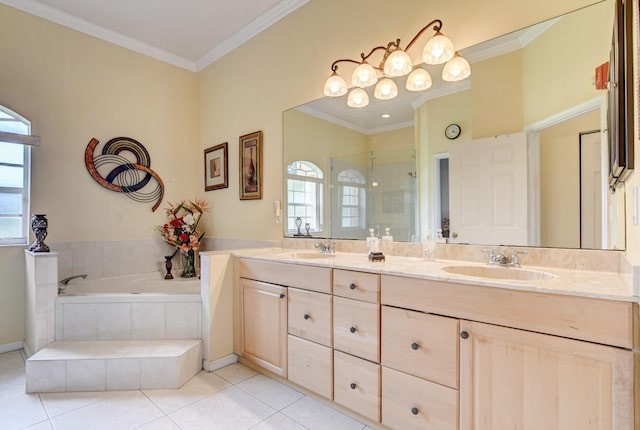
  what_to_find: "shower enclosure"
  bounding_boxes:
[329,148,417,241]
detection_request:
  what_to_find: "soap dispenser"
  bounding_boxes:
[367,228,385,262]
[366,228,380,253]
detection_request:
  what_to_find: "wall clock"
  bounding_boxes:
[445,123,461,140]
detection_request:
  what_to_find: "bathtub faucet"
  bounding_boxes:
[58,274,87,295]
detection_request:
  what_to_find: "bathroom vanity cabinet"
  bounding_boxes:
[234,256,637,430]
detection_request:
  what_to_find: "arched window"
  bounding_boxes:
[286,161,323,234]
[0,106,32,245]
[337,169,366,228]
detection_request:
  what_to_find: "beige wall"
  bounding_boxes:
[1,0,628,347]
[539,110,601,248]
[522,0,612,125]
[0,5,198,345]
[472,51,524,138]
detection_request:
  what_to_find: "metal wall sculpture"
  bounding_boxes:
[84,136,165,212]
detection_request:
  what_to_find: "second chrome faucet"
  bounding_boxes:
[482,248,527,267]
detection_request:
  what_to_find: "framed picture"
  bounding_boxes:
[204,142,228,191]
[239,131,263,200]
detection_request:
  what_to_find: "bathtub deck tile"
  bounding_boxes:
[26,340,203,393]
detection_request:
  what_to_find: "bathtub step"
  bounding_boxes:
[25,339,203,393]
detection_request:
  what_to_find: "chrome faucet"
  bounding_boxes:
[58,274,87,295]
[314,240,336,254]
[481,248,527,267]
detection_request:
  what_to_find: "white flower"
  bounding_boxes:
[183,214,195,226]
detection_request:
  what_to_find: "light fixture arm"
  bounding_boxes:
[328,19,443,73]
[404,19,443,52]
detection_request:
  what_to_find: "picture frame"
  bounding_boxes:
[204,142,228,191]
[239,131,263,200]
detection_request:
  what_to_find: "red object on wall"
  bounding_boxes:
[595,62,609,90]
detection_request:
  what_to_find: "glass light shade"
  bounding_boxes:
[374,78,399,100]
[347,88,370,108]
[323,72,347,97]
[423,31,455,64]
[383,49,412,77]
[442,53,471,82]
[351,62,378,88]
[406,68,433,91]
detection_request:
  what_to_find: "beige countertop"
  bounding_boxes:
[225,247,637,303]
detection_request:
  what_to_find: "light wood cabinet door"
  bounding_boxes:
[288,288,332,347]
[334,350,381,423]
[381,305,459,389]
[240,278,287,377]
[288,335,333,399]
[459,320,634,430]
[382,366,459,430]
[333,296,380,362]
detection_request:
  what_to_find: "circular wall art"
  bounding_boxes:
[84,136,165,211]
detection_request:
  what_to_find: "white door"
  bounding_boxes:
[449,132,528,246]
[580,131,602,249]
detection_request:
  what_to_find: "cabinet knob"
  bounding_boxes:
[411,407,419,415]
[460,331,469,339]
[411,342,419,350]
[349,283,356,290]
[349,326,357,333]
[279,293,285,299]
[350,382,357,390]
[303,313,310,320]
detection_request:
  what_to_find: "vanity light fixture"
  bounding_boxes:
[323,19,470,107]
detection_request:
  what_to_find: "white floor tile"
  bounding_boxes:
[249,412,307,430]
[40,390,110,418]
[143,370,231,414]
[169,386,276,430]
[22,419,54,430]
[0,392,48,429]
[238,374,304,410]
[51,391,163,430]
[282,396,366,430]
[214,362,258,384]
[134,416,182,430]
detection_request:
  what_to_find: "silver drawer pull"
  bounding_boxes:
[411,407,419,415]
[349,326,357,333]
[411,342,419,350]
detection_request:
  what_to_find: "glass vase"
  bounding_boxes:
[181,249,196,278]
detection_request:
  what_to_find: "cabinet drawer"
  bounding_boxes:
[239,258,332,293]
[333,269,380,303]
[288,335,333,399]
[334,351,380,423]
[288,288,332,347]
[382,306,459,389]
[382,366,458,430]
[333,297,380,362]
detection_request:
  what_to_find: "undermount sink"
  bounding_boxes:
[276,252,336,260]
[442,265,556,281]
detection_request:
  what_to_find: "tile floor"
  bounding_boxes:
[0,350,374,430]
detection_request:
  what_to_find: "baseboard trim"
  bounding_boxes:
[0,341,24,355]
[203,353,238,371]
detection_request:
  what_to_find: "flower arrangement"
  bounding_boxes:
[157,199,209,256]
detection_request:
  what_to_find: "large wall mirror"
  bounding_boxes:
[283,0,632,250]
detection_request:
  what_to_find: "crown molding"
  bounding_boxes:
[0,0,310,73]
[0,0,198,71]
[296,104,414,135]
[195,0,309,72]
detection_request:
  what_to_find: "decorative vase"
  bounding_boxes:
[28,214,50,252]
[164,255,174,280]
[181,249,196,278]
